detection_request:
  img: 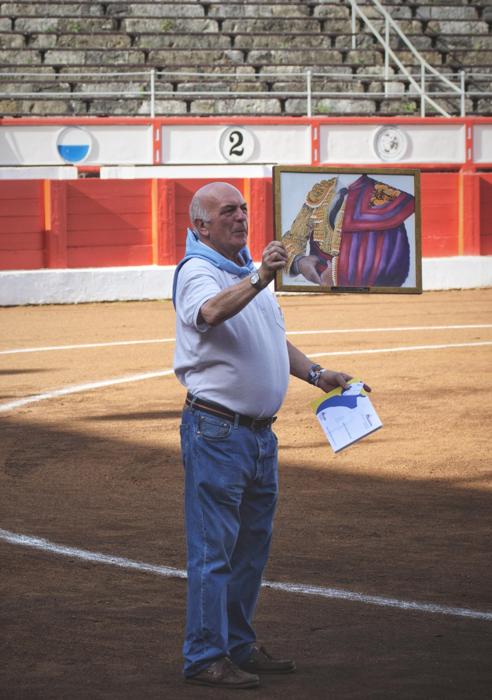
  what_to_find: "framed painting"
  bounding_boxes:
[273,166,422,294]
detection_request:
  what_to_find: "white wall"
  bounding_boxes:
[0,125,153,166]
[1,257,490,306]
[2,120,490,168]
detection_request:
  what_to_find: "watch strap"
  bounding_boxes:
[307,363,324,386]
[250,271,266,291]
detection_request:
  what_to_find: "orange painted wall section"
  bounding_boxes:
[0,181,44,270]
[420,173,460,257]
[66,180,152,268]
[0,173,487,272]
[479,174,492,255]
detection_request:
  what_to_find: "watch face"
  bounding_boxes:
[250,272,260,284]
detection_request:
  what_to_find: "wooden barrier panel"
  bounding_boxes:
[0,172,489,272]
[420,173,460,257]
[45,181,68,268]
[65,180,152,268]
[479,174,492,255]
[153,179,175,265]
[246,178,274,261]
[0,181,43,270]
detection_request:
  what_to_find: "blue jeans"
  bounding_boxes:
[179,406,279,677]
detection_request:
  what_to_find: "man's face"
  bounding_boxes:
[197,185,248,261]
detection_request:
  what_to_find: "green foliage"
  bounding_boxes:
[400,100,417,114]
[66,20,82,32]
[160,20,175,32]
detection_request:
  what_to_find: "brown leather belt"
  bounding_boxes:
[185,392,276,431]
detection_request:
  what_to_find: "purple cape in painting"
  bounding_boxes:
[337,175,414,287]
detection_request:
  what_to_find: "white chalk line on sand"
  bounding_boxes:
[1,340,491,415]
[1,324,491,356]
[1,528,491,622]
[0,370,175,414]
[0,338,176,355]
[310,340,492,359]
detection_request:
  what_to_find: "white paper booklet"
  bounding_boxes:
[312,380,382,453]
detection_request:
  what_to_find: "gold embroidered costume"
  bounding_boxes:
[282,178,347,285]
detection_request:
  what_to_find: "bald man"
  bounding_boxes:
[173,182,363,689]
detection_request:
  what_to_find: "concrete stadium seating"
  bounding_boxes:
[0,0,490,117]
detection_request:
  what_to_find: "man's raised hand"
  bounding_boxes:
[259,241,288,285]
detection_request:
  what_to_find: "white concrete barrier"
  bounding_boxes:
[0,257,491,306]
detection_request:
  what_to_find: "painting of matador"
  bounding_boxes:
[282,174,415,288]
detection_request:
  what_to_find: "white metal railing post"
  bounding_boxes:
[353,0,456,118]
[351,3,357,50]
[421,63,425,117]
[384,17,390,97]
[460,70,466,117]
[150,69,155,118]
[306,69,312,117]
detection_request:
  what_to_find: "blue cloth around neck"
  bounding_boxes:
[172,228,255,307]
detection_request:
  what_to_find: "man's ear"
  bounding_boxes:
[194,219,209,239]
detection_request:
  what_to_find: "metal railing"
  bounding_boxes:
[347,0,467,117]
[0,67,490,118]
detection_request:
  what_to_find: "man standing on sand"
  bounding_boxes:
[173,181,370,689]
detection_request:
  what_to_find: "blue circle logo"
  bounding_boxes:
[56,127,92,164]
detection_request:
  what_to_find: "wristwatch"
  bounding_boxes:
[249,271,266,291]
[307,363,324,386]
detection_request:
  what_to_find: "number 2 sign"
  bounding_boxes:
[219,126,255,163]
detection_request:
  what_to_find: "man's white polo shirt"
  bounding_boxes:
[174,258,290,418]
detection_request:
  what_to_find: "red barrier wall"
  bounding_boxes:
[420,173,460,257]
[61,180,152,268]
[0,173,485,271]
[66,180,152,267]
[0,181,44,270]
[479,174,492,255]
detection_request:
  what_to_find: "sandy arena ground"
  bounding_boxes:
[1,288,491,699]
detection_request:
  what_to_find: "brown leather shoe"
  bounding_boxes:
[185,656,260,689]
[239,644,296,674]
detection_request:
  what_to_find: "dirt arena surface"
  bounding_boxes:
[1,289,491,699]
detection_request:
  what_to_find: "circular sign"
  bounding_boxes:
[56,126,92,164]
[373,126,408,162]
[219,126,255,163]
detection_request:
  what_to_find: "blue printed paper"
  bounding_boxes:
[312,380,382,453]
